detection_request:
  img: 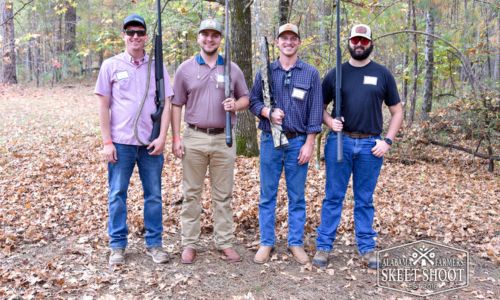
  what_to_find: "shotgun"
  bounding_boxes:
[335,0,343,162]
[149,0,165,147]
[224,0,233,147]
[260,36,288,148]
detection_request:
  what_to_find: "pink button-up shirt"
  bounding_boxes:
[95,52,174,145]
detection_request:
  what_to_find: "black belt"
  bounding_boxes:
[188,124,225,135]
[343,131,377,138]
[284,132,305,139]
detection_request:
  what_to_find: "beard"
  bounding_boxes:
[201,48,218,56]
[348,43,374,61]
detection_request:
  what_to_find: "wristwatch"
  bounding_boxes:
[384,137,393,146]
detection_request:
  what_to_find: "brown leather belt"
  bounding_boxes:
[188,124,225,135]
[284,132,305,139]
[343,131,377,138]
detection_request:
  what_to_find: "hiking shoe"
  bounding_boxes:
[109,248,125,265]
[312,251,329,268]
[146,247,170,264]
[361,251,379,269]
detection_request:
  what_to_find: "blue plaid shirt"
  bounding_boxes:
[249,59,323,134]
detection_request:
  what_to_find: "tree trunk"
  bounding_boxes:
[64,1,77,52]
[57,11,63,53]
[421,8,435,121]
[408,0,418,127]
[1,0,17,84]
[279,0,290,25]
[402,0,411,119]
[495,14,500,82]
[231,0,259,157]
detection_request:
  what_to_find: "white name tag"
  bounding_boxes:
[364,76,378,85]
[292,88,306,100]
[217,74,225,83]
[116,71,129,80]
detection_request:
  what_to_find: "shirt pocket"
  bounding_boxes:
[114,70,133,92]
[291,82,310,102]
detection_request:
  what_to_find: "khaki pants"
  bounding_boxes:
[181,127,236,249]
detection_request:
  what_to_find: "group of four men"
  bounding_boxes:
[95,14,403,269]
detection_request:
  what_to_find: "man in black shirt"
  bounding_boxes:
[313,24,403,269]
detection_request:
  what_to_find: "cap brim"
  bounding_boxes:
[350,34,371,40]
[123,21,146,30]
[278,30,300,38]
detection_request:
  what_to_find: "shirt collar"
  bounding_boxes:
[196,54,224,66]
[123,51,148,65]
[272,58,304,71]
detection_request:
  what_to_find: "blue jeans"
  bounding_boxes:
[259,132,309,247]
[107,143,164,249]
[316,132,383,254]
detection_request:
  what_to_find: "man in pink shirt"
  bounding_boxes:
[95,13,173,266]
[171,19,249,264]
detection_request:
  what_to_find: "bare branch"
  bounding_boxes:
[375,30,483,94]
[427,139,499,161]
[0,0,35,27]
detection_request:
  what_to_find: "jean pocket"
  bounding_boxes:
[261,132,272,143]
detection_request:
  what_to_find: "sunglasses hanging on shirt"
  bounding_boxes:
[284,71,292,86]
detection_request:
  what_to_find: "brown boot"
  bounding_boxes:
[181,247,196,264]
[220,247,242,263]
[253,246,273,264]
[288,246,309,265]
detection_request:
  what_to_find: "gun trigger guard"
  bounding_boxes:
[269,107,275,122]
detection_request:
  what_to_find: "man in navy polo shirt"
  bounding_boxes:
[312,24,403,269]
[249,23,323,265]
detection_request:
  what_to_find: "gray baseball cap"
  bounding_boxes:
[123,13,147,30]
[198,18,223,34]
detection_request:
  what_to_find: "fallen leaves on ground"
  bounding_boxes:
[0,83,498,298]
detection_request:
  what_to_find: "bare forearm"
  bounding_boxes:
[97,95,112,141]
[386,103,403,140]
[323,109,333,127]
[305,133,316,146]
[234,96,249,111]
[171,104,182,137]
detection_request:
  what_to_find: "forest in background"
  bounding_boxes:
[0,1,499,298]
[1,0,499,170]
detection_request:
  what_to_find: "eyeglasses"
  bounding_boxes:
[124,29,146,37]
[284,71,292,86]
[350,36,371,46]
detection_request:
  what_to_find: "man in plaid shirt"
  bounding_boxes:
[249,23,323,265]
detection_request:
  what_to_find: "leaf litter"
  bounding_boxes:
[0,83,498,299]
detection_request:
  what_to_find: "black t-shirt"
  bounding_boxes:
[322,61,400,135]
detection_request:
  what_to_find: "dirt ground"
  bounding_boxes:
[1,233,499,299]
[0,83,498,299]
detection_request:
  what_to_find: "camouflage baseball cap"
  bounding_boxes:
[198,18,223,34]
